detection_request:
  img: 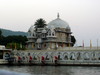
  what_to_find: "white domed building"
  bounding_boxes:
[27,14,72,50]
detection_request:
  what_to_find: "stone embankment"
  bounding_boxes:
[8,47,100,65]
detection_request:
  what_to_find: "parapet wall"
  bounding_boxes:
[10,47,100,65]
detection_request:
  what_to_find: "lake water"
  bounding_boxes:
[0,65,100,75]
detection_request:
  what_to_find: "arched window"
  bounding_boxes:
[52,32,54,36]
[44,43,46,48]
[28,32,31,36]
[49,31,51,36]
[76,52,81,60]
[83,52,90,60]
[42,34,44,37]
[70,52,76,60]
[63,53,68,60]
[64,55,68,60]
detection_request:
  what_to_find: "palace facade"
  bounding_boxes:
[27,14,72,50]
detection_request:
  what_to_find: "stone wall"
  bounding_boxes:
[12,47,100,65]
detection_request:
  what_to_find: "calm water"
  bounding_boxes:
[0,65,100,75]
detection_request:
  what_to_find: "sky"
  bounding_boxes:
[0,0,100,46]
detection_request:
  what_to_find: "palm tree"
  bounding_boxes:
[71,35,76,46]
[34,18,47,28]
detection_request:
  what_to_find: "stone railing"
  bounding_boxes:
[48,47,100,51]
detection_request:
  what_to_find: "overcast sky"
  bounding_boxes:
[0,0,100,46]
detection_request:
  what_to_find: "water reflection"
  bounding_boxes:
[0,69,30,75]
[0,66,100,75]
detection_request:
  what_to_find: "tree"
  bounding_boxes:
[34,18,47,28]
[0,35,27,50]
[0,30,2,36]
[6,42,26,50]
[71,35,76,46]
[0,30,4,45]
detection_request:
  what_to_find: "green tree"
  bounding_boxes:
[34,18,47,28]
[0,35,27,50]
[71,35,76,46]
[6,42,26,50]
[0,30,4,45]
[0,30,2,36]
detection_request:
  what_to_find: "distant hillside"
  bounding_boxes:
[0,28,28,36]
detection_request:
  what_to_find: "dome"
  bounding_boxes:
[28,25,35,32]
[66,25,70,30]
[48,25,55,30]
[48,14,69,28]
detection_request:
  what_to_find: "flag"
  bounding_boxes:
[90,40,92,49]
[82,40,84,48]
[97,39,98,49]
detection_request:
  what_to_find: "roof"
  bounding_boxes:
[47,15,69,28]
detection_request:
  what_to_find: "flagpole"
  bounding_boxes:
[90,40,91,50]
[90,40,92,50]
[97,39,98,50]
[82,40,84,50]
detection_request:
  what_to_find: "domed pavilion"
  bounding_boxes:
[27,14,72,50]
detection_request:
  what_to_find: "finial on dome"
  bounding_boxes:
[57,13,60,18]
